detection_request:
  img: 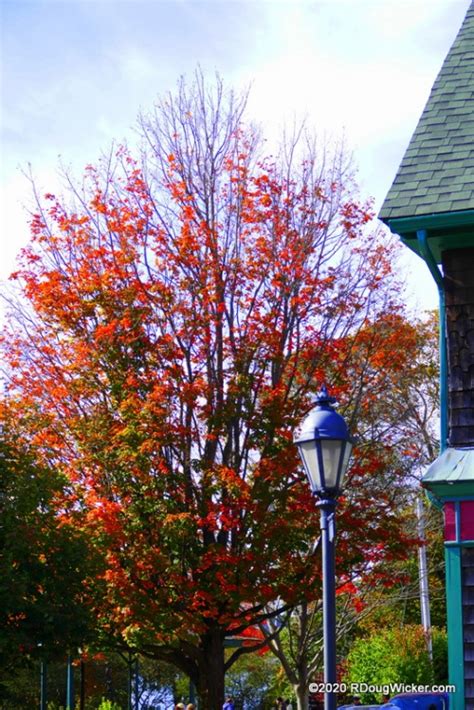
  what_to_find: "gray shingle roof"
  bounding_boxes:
[379,1,474,222]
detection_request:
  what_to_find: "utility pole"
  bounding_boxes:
[416,496,432,660]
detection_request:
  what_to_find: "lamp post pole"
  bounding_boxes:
[319,498,337,710]
[66,654,74,710]
[38,642,47,710]
[40,658,47,710]
[294,385,352,710]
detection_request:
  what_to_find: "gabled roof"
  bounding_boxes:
[379,1,474,222]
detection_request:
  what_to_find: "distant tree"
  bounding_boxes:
[223,650,280,709]
[0,420,96,701]
[3,72,417,709]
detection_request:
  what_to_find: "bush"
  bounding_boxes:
[96,700,123,710]
[344,625,445,703]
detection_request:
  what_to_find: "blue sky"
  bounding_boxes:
[2,0,472,309]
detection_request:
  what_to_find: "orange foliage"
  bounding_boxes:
[2,139,425,667]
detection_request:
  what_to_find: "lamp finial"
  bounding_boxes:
[316,383,336,408]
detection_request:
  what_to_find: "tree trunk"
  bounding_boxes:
[294,663,309,710]
[294,681,309,710]
[196,629,226,710]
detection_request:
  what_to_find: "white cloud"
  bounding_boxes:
[116,47,156,82]
[2,0,471,313]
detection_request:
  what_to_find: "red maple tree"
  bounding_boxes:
[2,75,422,707]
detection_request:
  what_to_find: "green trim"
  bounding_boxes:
[422,482,474,498]
[387,209,474,234]
[385,210,474,263]
[445,545,465,710]
[417,229,443,287]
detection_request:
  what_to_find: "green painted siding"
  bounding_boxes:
[446,545,465,710]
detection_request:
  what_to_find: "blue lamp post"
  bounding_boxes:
[295,386,353,710]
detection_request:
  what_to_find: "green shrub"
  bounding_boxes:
[344,625,445,703]
[96,700,123,710]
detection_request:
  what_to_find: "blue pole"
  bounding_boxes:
[318,497,337,710]
[66,655,74,710]
[40,659,47,710]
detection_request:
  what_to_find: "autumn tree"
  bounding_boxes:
[2,72,418,708]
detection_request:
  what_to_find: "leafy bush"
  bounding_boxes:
[344,625,446,703]
[96,699,123,710]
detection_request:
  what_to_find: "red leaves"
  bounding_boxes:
[1,136,426,653]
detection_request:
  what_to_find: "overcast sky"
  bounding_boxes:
[2,0,472,311]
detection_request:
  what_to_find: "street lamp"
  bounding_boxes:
[295,385,353,710]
